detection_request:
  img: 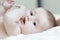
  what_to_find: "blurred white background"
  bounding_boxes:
[41,0,60,18]
[42,0,60,14]
[0,0,60,15]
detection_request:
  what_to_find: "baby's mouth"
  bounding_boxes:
[20,17,26,24]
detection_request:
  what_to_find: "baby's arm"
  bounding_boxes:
[0,0,14,16]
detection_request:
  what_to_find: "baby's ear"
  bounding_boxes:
[56,19,60,26]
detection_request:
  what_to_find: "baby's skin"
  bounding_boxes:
[20,8,56,34]
[0,0,14,16]
[4,7,56,35]
[56,19,60,26]
[4,5,26,35]
[0,0,14,38]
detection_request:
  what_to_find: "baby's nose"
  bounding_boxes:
[25,16,29,21]
[26,16,35,21]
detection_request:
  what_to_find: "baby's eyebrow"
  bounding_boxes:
[31,10,36,15]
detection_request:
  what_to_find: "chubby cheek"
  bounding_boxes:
[21,21,40,34]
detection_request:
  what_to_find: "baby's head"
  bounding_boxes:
[4,6,56,35]
[20,8,56,34]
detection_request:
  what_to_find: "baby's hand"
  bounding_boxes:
[0,0,14,16]
[1,0,14,10]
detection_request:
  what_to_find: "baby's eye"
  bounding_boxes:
[33,22,36,26]
[30,12,33,16]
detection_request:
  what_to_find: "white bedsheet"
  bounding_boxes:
[1,26,60,40]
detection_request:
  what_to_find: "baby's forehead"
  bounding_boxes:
[25,8,49,19]
[35,8,48,13]
[28,8,48,14]
[29,8,50,19]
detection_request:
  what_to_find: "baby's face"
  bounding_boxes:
[20,10,41,34]
[19,8,55,34]
[4,6,55,35]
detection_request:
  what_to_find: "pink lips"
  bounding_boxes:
[20,16,29,25]
[20,17,25,24]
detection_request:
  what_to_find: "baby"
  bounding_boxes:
[0,0,57,38]
[4,6,56,35]
[0,0,14,38]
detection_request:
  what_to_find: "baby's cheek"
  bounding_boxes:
[21,21,39,34]
[25,21,36,28]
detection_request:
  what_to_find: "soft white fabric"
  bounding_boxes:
[1,26,60,40]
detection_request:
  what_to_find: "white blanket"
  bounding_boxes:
[1,26,60,40]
